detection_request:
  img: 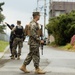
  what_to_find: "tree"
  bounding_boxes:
[0,2,4,11]
[0,25,6,33]
[46,11,75,46]
[0,12,5,23]
[0,2,5,33]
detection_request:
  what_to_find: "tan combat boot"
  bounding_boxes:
[17,56,20,60]
[35,68,46,74]
[11,56,15,60]
[20,65,30,73]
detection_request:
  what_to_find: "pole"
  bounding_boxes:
[44,0,46,36]
[36,0,39,11]
[49,0,52,18]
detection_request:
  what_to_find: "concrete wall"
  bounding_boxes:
[50,1,75,17]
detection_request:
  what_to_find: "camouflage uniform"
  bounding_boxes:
[23,20,40,69]
[12,37,23,57]
[12,25,24,58]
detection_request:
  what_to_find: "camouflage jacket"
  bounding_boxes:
[28,20,40,46]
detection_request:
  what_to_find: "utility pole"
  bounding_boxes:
[36,0,47,36]
[44,0,46,36]
[36,0,39,11]
[49,0,52,19]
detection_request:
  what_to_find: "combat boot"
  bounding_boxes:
[11,56,15,60]
[20,65,30,73]
[17,56,20,60]
[10,55,13,57]
[15,54,17,58]
[35,68,46,74]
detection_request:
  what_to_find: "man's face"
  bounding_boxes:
[36,15,40,21]
[11,26,14,29]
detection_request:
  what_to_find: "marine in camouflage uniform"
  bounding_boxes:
[11,21,25,60]
[5,22,17,57]
[24,20,40,68]
[20,12,45,74]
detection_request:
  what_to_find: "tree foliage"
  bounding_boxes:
[46,11,75,45]
[0,12,5,23]
[0,25,6,33]
[0,2,5,33]
[0,2,4,11]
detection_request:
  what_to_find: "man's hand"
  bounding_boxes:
[5,22,8,25]
[40,40,44,44]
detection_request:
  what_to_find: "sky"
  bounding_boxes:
[0,0,49,35]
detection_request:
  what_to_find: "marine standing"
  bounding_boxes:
[11,21,25,60]
[5,22,17,57]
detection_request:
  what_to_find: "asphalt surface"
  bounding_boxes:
[0,42,75,75]
[0,42,49,75]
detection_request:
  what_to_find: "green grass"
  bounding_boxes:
[63,44,72,49]
[0,40,8,52]
[54,43,75,52]
[48,42,58,47]
[48,42,75,52]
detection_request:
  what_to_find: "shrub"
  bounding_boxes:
[46,11,75,45]
[64,43,72,50]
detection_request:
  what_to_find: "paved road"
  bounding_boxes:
[43,46,75,75]
[0,42,75,75]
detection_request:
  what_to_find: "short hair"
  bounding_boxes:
[32,12,40,17]
[11,24,15,27]
[17,20,21,24]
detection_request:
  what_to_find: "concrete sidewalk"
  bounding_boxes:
[0,45,9,59]
[0,42,49,75]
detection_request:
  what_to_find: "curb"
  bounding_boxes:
[0,45,9,59]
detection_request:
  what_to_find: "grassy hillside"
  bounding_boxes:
[0,40,8,52]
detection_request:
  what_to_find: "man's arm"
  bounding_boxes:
[11,27,16,32]
[5,22,12,30]
[23,29,26,41]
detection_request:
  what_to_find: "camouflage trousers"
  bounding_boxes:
[23,45,40,69]
[12,37,23,57]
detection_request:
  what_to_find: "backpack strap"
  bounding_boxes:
[24,24,30,36]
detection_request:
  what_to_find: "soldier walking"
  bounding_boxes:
[11,21,25,60]
[20,12,45,74]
